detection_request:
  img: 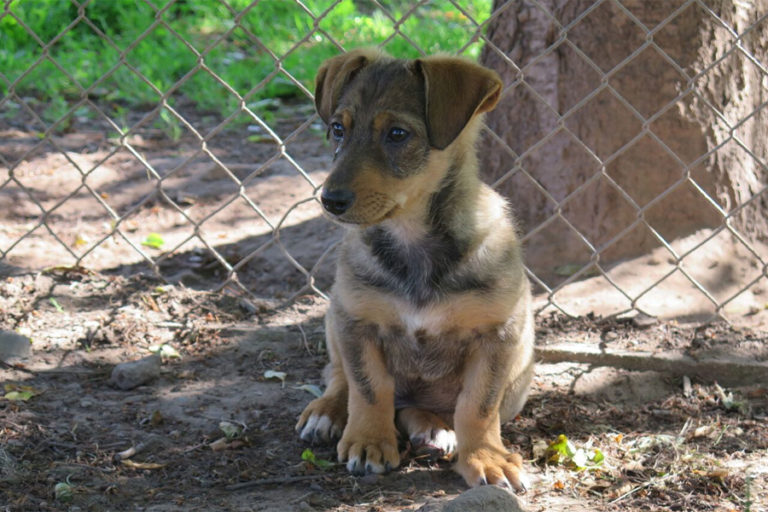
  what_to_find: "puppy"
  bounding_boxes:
[296,48,534,492]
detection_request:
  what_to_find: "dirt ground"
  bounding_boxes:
[1,272,767,512]
[2,103,768,511]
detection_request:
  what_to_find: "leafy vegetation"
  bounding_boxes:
[545,434,605,471]
[301,448,334,470]
[1,0,491,123]
[141,232,166,249]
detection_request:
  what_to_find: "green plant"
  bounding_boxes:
[155,108,183,141]
[1,0,492,125]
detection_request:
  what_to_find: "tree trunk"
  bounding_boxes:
[480,0,768,285]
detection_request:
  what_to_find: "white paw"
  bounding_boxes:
[299,414,341,443]
[485,467,531,494]
[346,455,388,475]
[410,428,457,456]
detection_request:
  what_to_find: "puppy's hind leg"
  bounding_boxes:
[296,312,348,444]
[498,356,534,424]
[397,408,456,459]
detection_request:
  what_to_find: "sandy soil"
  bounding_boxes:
[2,102,767,511]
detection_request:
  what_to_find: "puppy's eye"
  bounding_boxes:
[330,122,344,141]
[386,127,409,143]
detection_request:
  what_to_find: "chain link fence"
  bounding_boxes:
[1,0,767,323]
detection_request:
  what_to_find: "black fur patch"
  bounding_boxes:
[363,226,465,306]
[426,163,462,233]
[357,166,495,305]
[336,310,378,403]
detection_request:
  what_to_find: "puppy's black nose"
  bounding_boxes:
[321,189,355,215]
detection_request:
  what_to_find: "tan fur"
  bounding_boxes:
[336,339,400,473]
[296,49,535,492]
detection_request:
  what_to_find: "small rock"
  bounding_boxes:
[239,298,259,315]
[109,355,161,390]
[0,330,31,361]
[632,314,658,329]
[418,485,526,512]
[682,375,692,397]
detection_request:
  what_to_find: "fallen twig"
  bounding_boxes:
[0,360,100,375]
[297,321,312,356]
[0,360,35,374]
[535,343,768,386]
[609,472,676,504]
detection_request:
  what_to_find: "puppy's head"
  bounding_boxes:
[315,49,502,225]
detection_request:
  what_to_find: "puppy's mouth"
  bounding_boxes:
[318,188,400,226]
[327,204,399,226]
[323,193,401,226]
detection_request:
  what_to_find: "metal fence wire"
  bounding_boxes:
[1,0,767,323]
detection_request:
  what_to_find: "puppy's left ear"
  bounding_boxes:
[413,57,502,149]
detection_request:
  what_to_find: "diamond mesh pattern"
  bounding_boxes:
[1,0,766,321]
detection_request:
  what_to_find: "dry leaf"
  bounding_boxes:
[210,438,228,451]
[209,437,244,451]
[263,370,287,387]
[605,480,634,499]
[3,383,41,401]
[532,439,549,461]
[691,425,715,438]
[707,469,728,480]
[150,410,164,426]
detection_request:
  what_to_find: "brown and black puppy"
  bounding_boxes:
[296,48,534,492]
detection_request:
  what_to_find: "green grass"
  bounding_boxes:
[0,0,491,126]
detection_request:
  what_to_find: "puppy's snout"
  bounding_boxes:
[321,189,355,216]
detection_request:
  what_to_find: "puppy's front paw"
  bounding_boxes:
[337,429,400,475]
[456,444,528,493]
[296,395,346,444]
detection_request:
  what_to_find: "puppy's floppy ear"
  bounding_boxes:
[413,56,502,149]
[314,48,383,123]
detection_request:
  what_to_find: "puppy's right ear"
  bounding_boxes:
[315,48,381,123]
